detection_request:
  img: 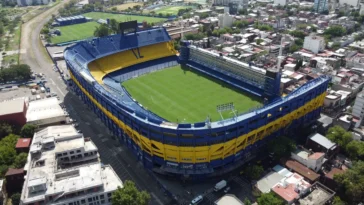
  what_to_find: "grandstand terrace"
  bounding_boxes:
[65,27,330,179]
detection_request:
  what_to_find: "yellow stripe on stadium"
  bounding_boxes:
[70,71,326,163]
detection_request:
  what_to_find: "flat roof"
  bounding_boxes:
[26,97,65,122]
[214,194,244,205]
[22,125,122,205]
[0,99,25,116]
[309,133,336,150]
[256,171,285,193]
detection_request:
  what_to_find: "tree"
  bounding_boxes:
[0,122,13,139]
[267,136,296,160]
[256,39,264,45]
[326,126,352,148]
[94,24,110,37]
[243,197,252,205]
[109,19,119,34]
[111,180,151,205]
[334,161,364,203]
[243,165,264,180]
[13,153,28,168]
[331,42,341,50]
[324,25,347,38]
[290,30,306,39]
[333,196,347,205]
[111,7,117,12]
[20,124,36,138]
[0,134,19,147]
[11,193,21,205]
[257,192,284,205]
[289,44,300,53]
[345,140,364,160]
[0,146,17,166]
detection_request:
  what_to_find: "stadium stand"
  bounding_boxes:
[64,27,330,179]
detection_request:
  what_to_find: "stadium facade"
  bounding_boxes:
[64,27,330,179]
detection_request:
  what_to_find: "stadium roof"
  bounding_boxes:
[0,99,25,116]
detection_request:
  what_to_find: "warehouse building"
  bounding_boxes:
[26,97,66,128]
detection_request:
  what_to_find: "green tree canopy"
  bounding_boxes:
[324,25,347,38]
[267,136,296,160]
[0,64,31,83]
[334,161,364,203]
[13,153,28,169]
[20,124,36,138]
[111,180,151,205]
[326,126,352,148]
[11,193,21,205]
[345,140,364,160]
[257,192,284,205]
[243,164,264,180]
[109,19,119,34]
[94,24,111,37]
[0,122,13,139]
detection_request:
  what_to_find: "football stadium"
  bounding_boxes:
[64,23,330,179]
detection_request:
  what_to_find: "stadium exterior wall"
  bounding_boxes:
[64,29,330,179]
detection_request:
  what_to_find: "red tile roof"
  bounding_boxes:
[308,152,324,160]
[5,168,24,176]
[325,168,345,179]
[285,160,320,182]
[15,138,31,148]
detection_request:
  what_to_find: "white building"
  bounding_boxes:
[21,125,123,205]
[291,149,325,172]
[339,0,359,7]
[303,33,326,54]
[218,12,234,28]
[26,97,67,128]
[314,0,328,13]
[17,0,49,6]
[274,0,287,6]
[214,0,249,8]
[353,91,364,127]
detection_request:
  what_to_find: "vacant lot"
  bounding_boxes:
[122,65,262,123]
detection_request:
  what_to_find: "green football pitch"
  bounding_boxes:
[51,13,165,44]
[122,65,262,123]
[154,6,193,15]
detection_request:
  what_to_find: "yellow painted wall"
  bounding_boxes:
[71,72,326,164]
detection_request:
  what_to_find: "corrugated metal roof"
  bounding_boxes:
[309,133,336,149]
[0,99,25,116]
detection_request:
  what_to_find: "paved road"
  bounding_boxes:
[20,0,68,102]
[19,2,172,205]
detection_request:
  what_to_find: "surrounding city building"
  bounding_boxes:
[314,0,328,13]
[20,125,123,205]
[26,97,67,128]
[274,0,287,6]
[352,90,364,127]
[303,34,326,54]
[17,0,49,6]
[0,98,27,127]
[339,0,359,7]
[218,11,234,28]
[291,148,325,172]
